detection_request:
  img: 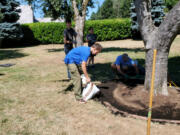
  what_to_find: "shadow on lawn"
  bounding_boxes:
[168,56,180,86]
[0,50,28,60]
[101,47,144,53]
[88,58,145,88]
[89,56,180,87]
[47,48,64,53]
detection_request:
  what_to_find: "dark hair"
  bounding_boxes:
[92,43,102,51]
[88,27,93,31]
[66,19,71,23]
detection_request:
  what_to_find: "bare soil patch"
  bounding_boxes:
[98,80,180,121]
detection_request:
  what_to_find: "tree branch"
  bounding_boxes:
[157,1,180,49]
[82,0,89,17]
[71,0,79,18]
[134,0,155,44]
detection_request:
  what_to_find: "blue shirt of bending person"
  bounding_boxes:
[64,46,91,65]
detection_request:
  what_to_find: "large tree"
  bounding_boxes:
[71,0,90,46]
[0,0,23,47]
[134,0,180,95]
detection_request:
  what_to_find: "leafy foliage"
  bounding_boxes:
[91,0,132,20]
[18,19,131,46]
[164,0,179,11]
[23,0,94,20]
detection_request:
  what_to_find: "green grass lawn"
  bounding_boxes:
[0,37,180,135]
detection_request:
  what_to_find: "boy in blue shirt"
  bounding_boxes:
[64,43,102,102]
[111,53,139,78]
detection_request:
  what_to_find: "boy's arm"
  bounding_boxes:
[64,37,71,44]
[82,61,91,82]
[73,30,77,47]
[86,35,90,42]
[64,30,71,44]
[117,65,126,76]
[133,64,139,74]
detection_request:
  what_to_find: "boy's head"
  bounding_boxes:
[91,43,102,55]
[122,53,129,62]
[66,19,72,29]
[88,27,94,34]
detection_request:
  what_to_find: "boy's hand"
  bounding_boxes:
[86,77,91,83]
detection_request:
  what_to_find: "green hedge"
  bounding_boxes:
[5,18,131,46]
[21,22,66,44]
[84,18,132,41]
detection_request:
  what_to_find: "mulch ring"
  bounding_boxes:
[97,80,180,124]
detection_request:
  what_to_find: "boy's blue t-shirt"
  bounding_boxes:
[64,46,91,64]
[114,55,135,66]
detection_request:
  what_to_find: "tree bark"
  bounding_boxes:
[72,0,89,46]
[145,48,169,96]
[75,16,85,46]
[134,0,180,95]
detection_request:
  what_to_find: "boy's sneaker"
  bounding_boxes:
[78,99,86,104]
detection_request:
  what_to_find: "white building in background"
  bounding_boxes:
[36,17,64,23]
[18,5,64,24]
[18,5,34,24]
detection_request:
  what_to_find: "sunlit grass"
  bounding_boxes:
[0,37,179,135]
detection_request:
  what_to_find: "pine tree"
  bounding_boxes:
[0,0,23,47]
[130,2,141,39]
[130,0,165,38]
[151,0,165,26]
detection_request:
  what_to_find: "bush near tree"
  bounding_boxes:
[3,18,131,47]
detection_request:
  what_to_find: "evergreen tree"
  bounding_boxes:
[151,0,165,26]
[130,0,166,38]
[130,2,141,39]
[0,0,23,47]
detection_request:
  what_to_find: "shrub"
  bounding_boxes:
[85,18,132,41]
[3,18,132,47]
[22,22,66,44]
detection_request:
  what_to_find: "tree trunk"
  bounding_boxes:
[134,0,180,95]
[75,16,85,46]
[72,0,89,46]
[145,48,169,96]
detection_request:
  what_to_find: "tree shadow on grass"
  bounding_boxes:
[88,56,180,87]
[47,48,64,53]
[0,73,5,76]
[88,58,145,89]
[168,56,180,86]
[101,47,144,53]
[0,50,28,60]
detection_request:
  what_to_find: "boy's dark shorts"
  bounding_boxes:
[64,44,73,55]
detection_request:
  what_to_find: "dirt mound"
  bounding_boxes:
[98,81,180,121]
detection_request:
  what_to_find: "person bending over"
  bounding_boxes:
[111,53,140,79]
[64,43,102,103]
